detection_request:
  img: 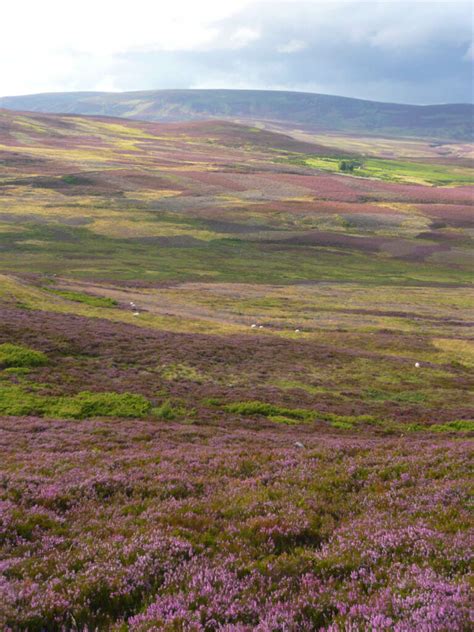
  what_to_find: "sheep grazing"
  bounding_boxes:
[251,324,257,329]
[294,441,305,449]
[133,312,140,316]
[415,362,420,368]
[295,329,300,333]
[259,325,264,329]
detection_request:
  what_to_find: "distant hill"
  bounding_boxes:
[0,89,472,141]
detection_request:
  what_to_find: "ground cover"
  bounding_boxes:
[0,109,472,630]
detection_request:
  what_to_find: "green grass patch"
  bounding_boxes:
[48,289,118,308]
[363,389,428,404]
[0,343,48,368]
[159,363,208,383]
[272,379,329,395]
[281,154,474,186]
[1,222,472,286]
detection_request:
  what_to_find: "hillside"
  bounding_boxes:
[1,107,473,286]
[1,88,473,140]
[0,108,473,630]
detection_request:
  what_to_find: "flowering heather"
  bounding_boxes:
[0,306,472,630]
[0,414,472,631]
[0,109,472,630]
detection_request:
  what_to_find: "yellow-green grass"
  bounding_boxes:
[0,275,247,337]
[286,155,474,186]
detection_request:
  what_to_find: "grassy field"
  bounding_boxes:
[285,154,474,186]
[0,109,472,630]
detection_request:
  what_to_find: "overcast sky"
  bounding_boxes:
[1,0,473,104]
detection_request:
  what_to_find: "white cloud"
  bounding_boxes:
[229,27,261,49]
[0,0,472,102]
[0,0,251,95]
[277,40,307,54]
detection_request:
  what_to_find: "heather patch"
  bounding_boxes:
[0,109,473,630]
[0,416,471,630]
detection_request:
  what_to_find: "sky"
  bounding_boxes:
[1,0,473,104]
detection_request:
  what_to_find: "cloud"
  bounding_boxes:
[464,42,474,61]
[229,27,261,49]
[277,40,307,54]
[1,0,472,103]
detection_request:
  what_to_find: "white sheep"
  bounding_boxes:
[415,362,420,368]
[251,324,257,329]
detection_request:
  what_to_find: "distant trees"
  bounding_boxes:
[339,159,363,172]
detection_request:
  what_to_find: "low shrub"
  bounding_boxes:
[49,392,152,419]
[429,419,474,433]
[0,384,152,419]
[223,400,314,422]
[152,399,183,420]
[0,343,48,368]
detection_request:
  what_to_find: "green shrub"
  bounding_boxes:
[430,419,474,433]
[339,159,363,172]
[49,392,152,419]
[318,412,381,428]
[2,367,31,375]
[0,384,152,419]
[268,415,301,425]
[0,343,48,368]
[223,400,314,422]
[0,385,44,416]
[153,400,184,420]
[222,401,382,428]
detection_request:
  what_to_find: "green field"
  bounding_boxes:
[284,154,474,186]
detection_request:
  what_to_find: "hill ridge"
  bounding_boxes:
[1,88,472,141]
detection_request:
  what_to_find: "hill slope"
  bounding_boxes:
[1,108,473,629]
[0,107,472,287]
[1,89,473,140]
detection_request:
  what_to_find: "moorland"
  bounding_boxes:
[0,102,472,630]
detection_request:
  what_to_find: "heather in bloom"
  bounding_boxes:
[0,51,472,632]
[0,266,472,631]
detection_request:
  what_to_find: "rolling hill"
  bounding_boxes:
[1,88,473,141]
